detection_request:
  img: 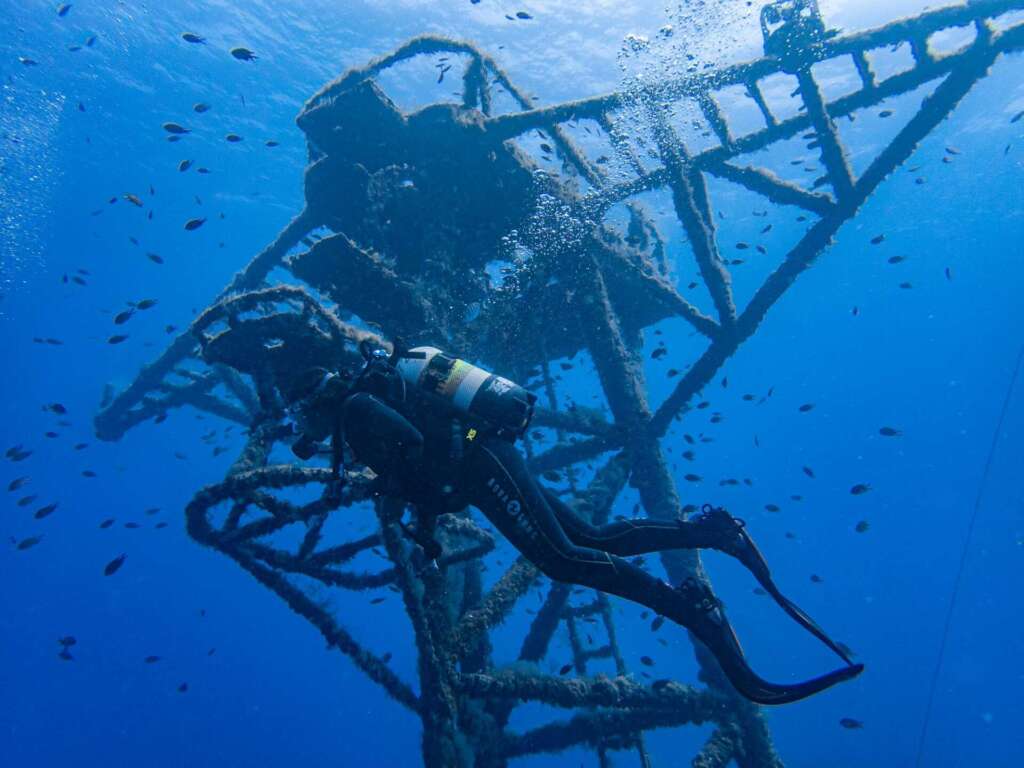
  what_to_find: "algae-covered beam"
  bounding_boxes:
[227,546,421,712]
[451,557,540,656]
[497,702,724,759]
[458,670,722,714]
[95,208,317,441]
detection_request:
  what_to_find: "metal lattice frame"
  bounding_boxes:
[96,2,1024,765]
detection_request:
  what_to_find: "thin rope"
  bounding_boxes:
[913,343,1024,767]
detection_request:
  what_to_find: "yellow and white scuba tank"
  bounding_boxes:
[395,346,536,440]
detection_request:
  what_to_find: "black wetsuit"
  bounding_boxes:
[331,366,863,705]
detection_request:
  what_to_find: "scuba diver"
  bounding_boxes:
[287,341,864,705]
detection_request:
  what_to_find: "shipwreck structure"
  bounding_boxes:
[95,2,1024,765]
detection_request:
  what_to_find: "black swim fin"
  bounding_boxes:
[675,576,864,705]
[695,505,857,666]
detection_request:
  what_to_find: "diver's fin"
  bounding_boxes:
[762,578,856,666]
[674,575,863,705]
[695,505,857,666]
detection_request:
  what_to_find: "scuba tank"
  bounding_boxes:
[394,346,536,440]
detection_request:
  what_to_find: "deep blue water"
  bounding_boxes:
[2,1,1023,766]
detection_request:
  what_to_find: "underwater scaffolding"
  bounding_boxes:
[95,1,1024,766]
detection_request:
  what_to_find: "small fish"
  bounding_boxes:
[516,11,533,19]
[178,682,188,693]
[178,159,192,172]
[144,655,161,663]
[82,470,97,478]
[164,324,177,333]
[887,255,906,264]
[684,474,702,483]
[59,635,76,647]
[34,503,58,519]
[803,466,815,479]
[45,402,68,414]
[108,334,129,345]
[879,426,902,437]
[57,4,72,17]
[184,218,206,231]
[651,347,667,360]
[18,495,38,507]
[74,443,88,450]
[17,535,43,551]
[945,267,953,281]
[855,520,870,533]
[850,483,872,496]
[369,597,386,605]
[810,574,823,583]
[103,553,126,576]
[798,403,815,413]
[1010,110,1024,124]
[135,299,158,310]
[870,234,885,245]
[225,133,243,143]
[85,35,97,47]
[7,476,29,492]
[900,282,912,289]
[147,253,164,264]
[193,102,210,113]
[99,519,115,529]
[840,718,864,729]
[19,56,38,67]
[265,140,279,147]
[197,167,211,174]
[182,32,206,44]
[155,522,168,529]
[878,110,893,118]
[735,242,749,250]
[651,616,664,632]
[230,47,257,61]
[852,306,860,316]
[640,655,654,667]
[765,504,780,513]
[558,663,573,676]
[162,122,189,135]
[753,587,768,596]
[124,522,140,529]
[123,193,143,207]
[114,308,135,325]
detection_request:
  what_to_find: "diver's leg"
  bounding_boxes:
[545,488,855,667]
[544,489,768,572]
[542,488,728,556]
[460,438,862,704]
